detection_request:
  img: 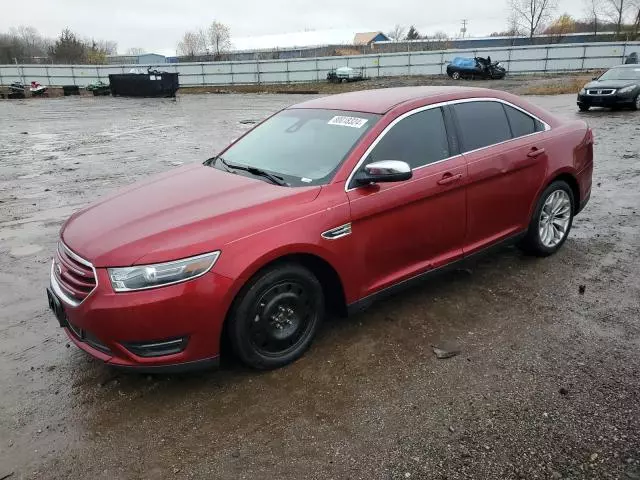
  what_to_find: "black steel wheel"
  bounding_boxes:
[227,263,324,369]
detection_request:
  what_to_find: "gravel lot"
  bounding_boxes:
[0,90,639,480]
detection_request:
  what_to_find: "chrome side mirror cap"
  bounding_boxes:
[354,160,412,185]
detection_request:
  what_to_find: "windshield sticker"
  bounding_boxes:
[301,177,312,183]
[328,116,368,128]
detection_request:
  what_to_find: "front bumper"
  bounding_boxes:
[50,265,236,372]
[577,92,636,108]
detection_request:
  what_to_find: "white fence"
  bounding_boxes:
[1,42,638,87]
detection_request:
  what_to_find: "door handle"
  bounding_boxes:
[437,173,463,185]
[527,147,546,158]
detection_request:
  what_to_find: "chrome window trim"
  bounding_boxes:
[344,97,551,192]
[51,242,99,308]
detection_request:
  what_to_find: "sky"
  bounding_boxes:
[1,0,588,56]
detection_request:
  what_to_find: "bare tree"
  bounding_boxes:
[509,0,559,41]
[126,47,146,55]
[95,40,117,55]
[605,0,629,36]
[177,30,207,58]
[633,1,640,37]
[386,25,407,42]
[9,25,49,59]
[207,21,231,58]
[584,0,605,37]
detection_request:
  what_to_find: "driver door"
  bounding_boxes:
[346,106,468,299]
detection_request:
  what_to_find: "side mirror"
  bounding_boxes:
[354,160,412,185]
[592,76,599,81]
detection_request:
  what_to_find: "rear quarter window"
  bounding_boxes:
[503,104,545,138]
[453,101,512,152]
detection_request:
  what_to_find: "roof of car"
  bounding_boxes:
[288,86,513,114]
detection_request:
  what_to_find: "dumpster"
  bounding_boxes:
[108,70,179,97]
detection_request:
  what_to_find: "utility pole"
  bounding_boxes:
[461,19,468,38]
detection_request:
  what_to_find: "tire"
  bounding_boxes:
[578,104,590,112]
[632,94,640,111]
[452,71,461,80]
[227,263,324,370]
[519,181,575,257]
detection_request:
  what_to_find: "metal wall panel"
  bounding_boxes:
[583,57,623,69]
[1,42,639,88]
[203,73,233,84]
[258,62,284,73]
[547,58,583,70]
[379,54,410,67]
[379,65,409,76]
[232,62,258,74]
[233,72,258,83]
[410,64,443,75]
[547,46,585,59]
[259,72,287,83]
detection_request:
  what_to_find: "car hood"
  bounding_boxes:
[61,164,321,267]
[584,79,639,90]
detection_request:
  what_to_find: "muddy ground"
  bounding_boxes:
[0,89,639,480]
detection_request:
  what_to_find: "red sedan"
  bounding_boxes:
[47,87,594,372]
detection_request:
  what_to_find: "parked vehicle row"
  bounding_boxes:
[47,86,594,372]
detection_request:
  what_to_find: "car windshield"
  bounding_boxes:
[598,67,640,81]
[210,109,379,187]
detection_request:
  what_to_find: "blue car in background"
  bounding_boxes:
[446,56,507,80]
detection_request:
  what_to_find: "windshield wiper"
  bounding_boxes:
[219,158,288,186]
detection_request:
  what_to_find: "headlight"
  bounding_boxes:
[108,251,220,292]
[579,88,587,95]
[619,85,637,94]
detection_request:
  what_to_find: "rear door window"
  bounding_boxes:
[366,107,450,170]
[503,104,544,138]
[453,101,512,152]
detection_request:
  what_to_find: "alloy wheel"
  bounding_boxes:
[538,190,572,248]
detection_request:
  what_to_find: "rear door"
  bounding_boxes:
[451,100,549,255]
[346,106,467,298]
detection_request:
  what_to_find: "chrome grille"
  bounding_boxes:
[587,89,615,96]
[52,242,97,305]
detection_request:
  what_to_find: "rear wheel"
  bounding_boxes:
[227,263,324,370]
[519,181,575,257]
[632,94,640,111]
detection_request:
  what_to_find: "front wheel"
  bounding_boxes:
[632,94,640,111]
[227,263,324,370]
[452,71,461,80]
[578,104,590,112]
[519,181,575,257]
